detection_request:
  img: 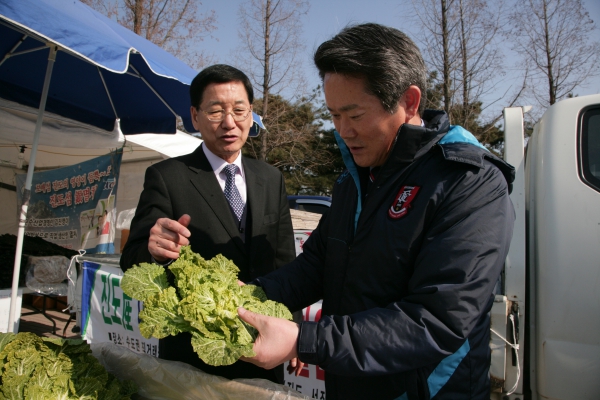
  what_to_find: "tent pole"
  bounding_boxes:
[8,45,58,333]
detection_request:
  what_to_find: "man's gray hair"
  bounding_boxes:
[314,23,427,115]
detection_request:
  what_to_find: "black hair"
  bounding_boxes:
[189,64,254,108]
[314,23,427,115]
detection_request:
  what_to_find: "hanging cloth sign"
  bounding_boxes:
[16,149,123,253]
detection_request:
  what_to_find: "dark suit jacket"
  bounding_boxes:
[120,144,296,381]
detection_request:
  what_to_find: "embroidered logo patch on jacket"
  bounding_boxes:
[388,185,420,219]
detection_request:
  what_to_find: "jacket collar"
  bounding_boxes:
[336,110,450,168]
[391,109,449,164]
[335,110,451,187]
[334,110,452,231]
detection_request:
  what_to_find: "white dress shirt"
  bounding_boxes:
[202,144,247,203]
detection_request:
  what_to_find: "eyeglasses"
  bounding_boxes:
[200,106,252,122]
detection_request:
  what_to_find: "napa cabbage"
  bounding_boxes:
[120,246,292,366]
[0,332,137,399]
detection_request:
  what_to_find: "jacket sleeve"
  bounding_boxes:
[254,207,331,312]
[120,165,173,271]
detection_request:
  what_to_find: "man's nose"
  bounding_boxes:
[220,113,237,129]
[337,119,356,139]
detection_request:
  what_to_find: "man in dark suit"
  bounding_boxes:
[120,64,296,382]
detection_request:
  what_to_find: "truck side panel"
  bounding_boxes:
[527,96,600,399]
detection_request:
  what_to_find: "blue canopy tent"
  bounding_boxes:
[0,0,261,332]
[0,0,199,134]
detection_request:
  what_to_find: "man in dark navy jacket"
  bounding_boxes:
[237,24,515,399]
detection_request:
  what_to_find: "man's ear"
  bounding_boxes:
[401,85,421,122]
[190,106,200,131]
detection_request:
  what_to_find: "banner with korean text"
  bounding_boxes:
[16,150,122,253]
[80,261,159,356]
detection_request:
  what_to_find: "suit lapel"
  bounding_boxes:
[187,146,245,252]
[243,158,266,232]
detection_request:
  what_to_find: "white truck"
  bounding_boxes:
[491,94,600,399]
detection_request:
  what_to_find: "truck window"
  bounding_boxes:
[580,106,600,192]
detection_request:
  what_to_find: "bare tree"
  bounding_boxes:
[509,0,600,108]
[243,91,339,195]
[236,0,309,162]
[80,0,217,69]
[453,0,504,129]
[411,0,511,141]
[412,0,461,114]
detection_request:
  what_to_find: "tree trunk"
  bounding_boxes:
[542,0,556,105]
[441,0,452,114]
[133,0,144,35]
[260,0,272,162]
[459,0,469,126]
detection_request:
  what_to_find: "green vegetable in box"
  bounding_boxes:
[120,246,292,367]
[0,332,137,399]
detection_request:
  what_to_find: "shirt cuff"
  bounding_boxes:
[297,321,320,365]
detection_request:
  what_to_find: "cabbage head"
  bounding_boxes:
[0,332,137,399]
[121,246,292,366]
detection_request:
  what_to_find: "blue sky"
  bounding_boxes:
[202,0,600,120]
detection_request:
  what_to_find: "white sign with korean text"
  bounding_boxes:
[80,261,159,356]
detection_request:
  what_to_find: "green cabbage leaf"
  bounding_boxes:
[120,246,293,366]
[0,332,137,399]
